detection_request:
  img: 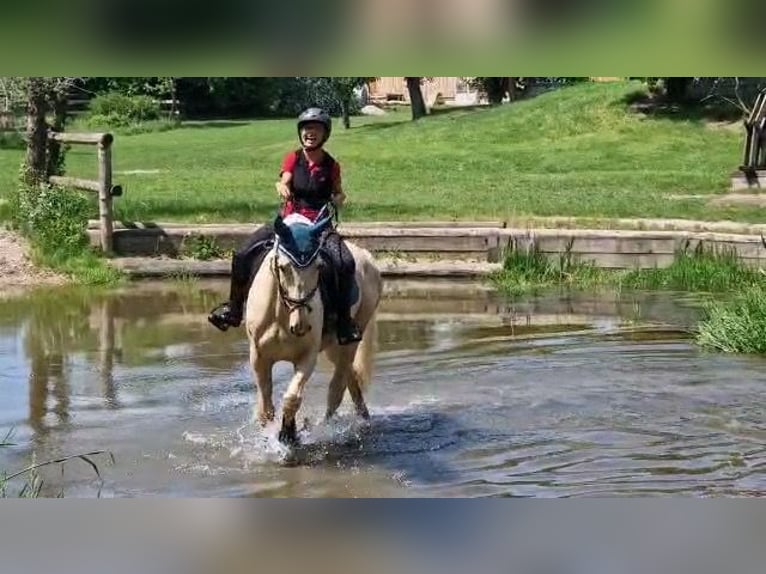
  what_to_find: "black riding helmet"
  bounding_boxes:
[297,107,332,150]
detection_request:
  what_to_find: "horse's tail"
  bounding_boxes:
[352,307,378,390]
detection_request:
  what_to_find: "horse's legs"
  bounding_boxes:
[278,353,318,444]
[250,347,274,426]
[324,357,346,420]
[346,364,370,420]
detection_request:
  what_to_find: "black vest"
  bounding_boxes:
[290,150,336,210]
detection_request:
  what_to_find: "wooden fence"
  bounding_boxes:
[46,131,122,254]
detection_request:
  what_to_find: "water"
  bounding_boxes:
[0,280,763,497]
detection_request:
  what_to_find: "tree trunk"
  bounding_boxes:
[25,78,49,187]
[665,77,692,103]
[341,98,351,129]
[406,77,426,120]
[485,78,506,105]
[47,88,69,178]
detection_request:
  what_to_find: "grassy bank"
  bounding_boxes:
[491,243,766,355]
[491,243,766,296]
[5,177,123,287]
[0,80,758,225]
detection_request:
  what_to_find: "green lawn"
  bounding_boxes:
[1,80,762,224]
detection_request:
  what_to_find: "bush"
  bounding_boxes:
[85,92,161,127]
[11,181,92,257]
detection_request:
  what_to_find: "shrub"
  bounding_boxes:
[85,92,161,127]
[10,180,92,257]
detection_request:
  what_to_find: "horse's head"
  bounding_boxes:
[272,211,333,337]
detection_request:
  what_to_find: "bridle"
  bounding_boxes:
[270,201,334,315]
[271,247,320,314]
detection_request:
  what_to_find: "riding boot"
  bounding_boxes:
[335,272,362,345]
[208,277,248,332]
[208,239,271,332]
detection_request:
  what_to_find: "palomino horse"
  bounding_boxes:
[243,207,383,444]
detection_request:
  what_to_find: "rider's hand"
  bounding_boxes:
[276,182,291,201]
[332,191,346,208]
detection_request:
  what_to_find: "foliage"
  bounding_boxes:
[620,242,766,293]
[1,427,113,498]
[8,77,123,286]
[0,77,26,113]
[272,77,366,118]
[1,79,760,225]
[491,239,610,295]
[184,234,225,260]
[11,179,92,256]
[84,92,163,129]
[82,77,174,99]
[323,77,375,128]
[492,238,766,298]
[696,285,766,354]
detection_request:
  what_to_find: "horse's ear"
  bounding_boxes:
[274,215,289,240]
[310,215,332,238]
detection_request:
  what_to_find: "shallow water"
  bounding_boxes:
[0,280,763,497]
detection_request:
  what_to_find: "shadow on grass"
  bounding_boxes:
[353,104,491,132]
[177,120,255,130]
[0,131,25,150]
[619,89,746,124]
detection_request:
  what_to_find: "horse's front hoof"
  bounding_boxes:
[278,419,299,445]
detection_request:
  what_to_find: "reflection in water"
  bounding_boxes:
[0,281,764,497]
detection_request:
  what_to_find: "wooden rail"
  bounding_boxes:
[45,131,122,254]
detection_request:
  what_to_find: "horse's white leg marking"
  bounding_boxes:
[278,352,319,443]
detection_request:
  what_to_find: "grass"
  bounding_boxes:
[1,427,113,497]
[492,240,766,355]
[492,235,766,355]
[696,286,766,354]
[0,80,758,225]
[492,242,766,297]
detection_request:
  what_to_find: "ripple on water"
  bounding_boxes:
[1,288,765,497]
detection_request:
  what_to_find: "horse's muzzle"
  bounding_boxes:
[290,324,311,337]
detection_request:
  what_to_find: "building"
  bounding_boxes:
[366,77,482,106]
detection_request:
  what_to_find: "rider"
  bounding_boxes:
[207,107,363,345]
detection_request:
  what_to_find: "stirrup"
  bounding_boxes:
[337,321,362,345]
[208,303,240,332]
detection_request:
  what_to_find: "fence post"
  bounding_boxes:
[97,134,114,255]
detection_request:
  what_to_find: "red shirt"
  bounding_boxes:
[280,150,341,221]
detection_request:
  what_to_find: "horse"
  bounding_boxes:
[243,207,383,445]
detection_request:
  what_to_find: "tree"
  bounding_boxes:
[19,77,80,186]
[324,77,376,129]
[405,77,427,120]
[468,77,510,105]
[664,77,693,103]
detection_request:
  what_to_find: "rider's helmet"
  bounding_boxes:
[297,107,332,150]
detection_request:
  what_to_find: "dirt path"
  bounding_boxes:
[0,229,68,293]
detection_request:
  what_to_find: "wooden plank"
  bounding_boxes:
[48,131,113,146]
[109,257,502,279]
[49,176,100,193]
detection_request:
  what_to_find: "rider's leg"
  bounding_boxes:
[208,223,274,331]
[322,231,362,345]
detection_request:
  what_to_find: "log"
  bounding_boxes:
[49,176,100,193]
[48,131,113,146]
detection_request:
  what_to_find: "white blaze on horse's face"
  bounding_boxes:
[273,212,329,338]
[275,250,320,338]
